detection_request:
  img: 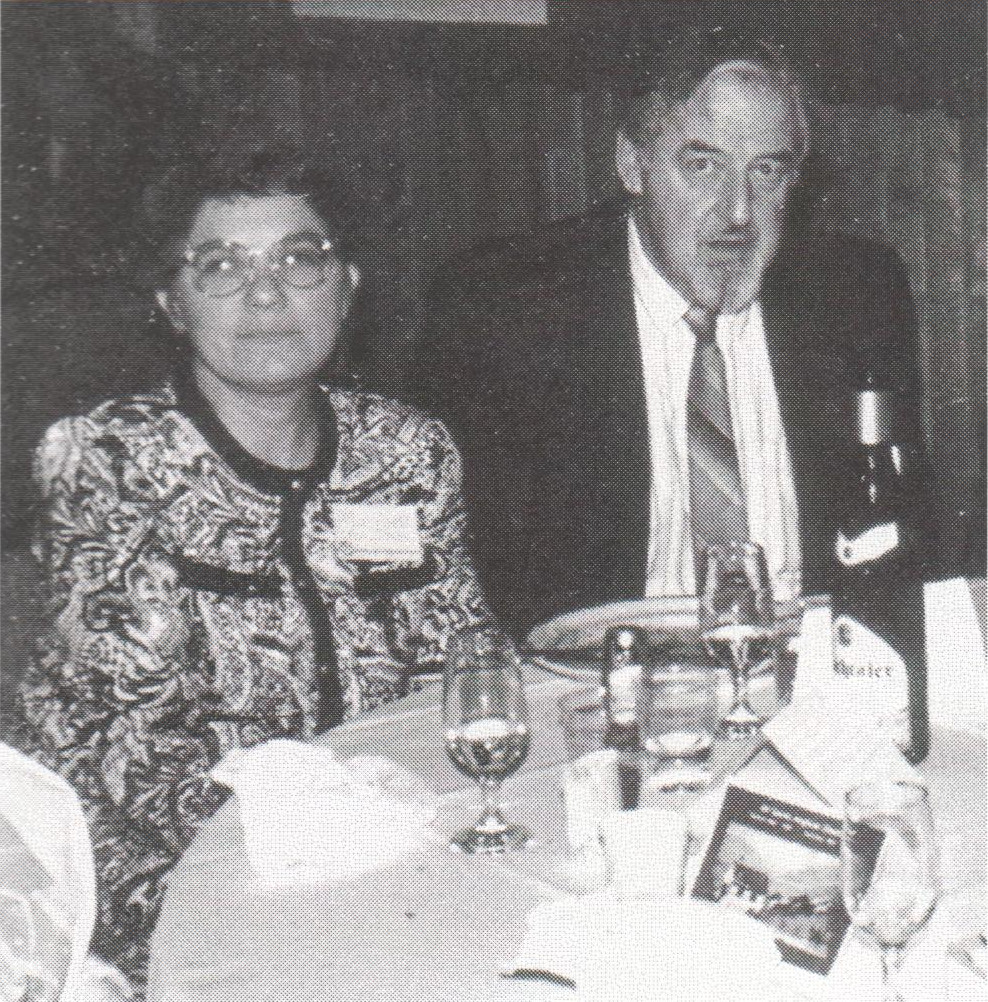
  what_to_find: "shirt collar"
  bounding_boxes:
[628,216,692,331]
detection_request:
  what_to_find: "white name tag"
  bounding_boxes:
[331,504,424,564]
[835,522,899,566]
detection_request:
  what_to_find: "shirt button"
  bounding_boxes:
[290,479,304,491]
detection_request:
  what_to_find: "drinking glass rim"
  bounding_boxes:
[844,779,930,811]
[557,686,604,715]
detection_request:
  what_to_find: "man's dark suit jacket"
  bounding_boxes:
[416,207,927,638]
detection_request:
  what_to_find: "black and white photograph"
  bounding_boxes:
[691,784,875,975]
[1,2,984,1001]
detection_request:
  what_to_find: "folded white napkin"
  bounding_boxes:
[507,895,786,1002]
[599,808,687,899]
[925,578,986,736]
[211,739,438,887]
[761,696,920,808]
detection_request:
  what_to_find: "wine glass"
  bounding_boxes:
[842,781,940,1002]
[699,541,774,738]
[443,626,532,854]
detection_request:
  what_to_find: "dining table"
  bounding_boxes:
[148,581,987,1002]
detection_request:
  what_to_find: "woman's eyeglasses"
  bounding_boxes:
[182,231,337,298]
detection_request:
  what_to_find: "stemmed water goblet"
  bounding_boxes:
[699,540,774,738]
[443,625,532,854]
[841,781,940,1002]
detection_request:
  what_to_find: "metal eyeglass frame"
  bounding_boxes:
[181,231,336,298]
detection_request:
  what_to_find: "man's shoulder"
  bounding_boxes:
[431,203,628,303]
[773,229,907,286]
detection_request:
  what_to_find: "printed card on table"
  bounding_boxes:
[760,697,919,809]
[692,784,883,976]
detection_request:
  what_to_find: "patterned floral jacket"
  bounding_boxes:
[12,372,490,986]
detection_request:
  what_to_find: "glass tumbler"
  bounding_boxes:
[639,641,717,791]
[557,687,607,761]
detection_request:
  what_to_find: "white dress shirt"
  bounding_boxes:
[628,218,802,601]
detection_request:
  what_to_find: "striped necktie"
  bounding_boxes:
[685,307,749,579]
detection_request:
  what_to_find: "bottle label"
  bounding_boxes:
[608,665,641,725]
[835,522,899,566]
[831,614,909,748]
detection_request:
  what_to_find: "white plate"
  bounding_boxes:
[524,595,700,652]
[523,596,806,681]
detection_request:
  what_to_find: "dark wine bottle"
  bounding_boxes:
[602,627,645,808]
[830,374,929,763]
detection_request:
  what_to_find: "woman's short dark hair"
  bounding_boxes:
[142,133,359,288]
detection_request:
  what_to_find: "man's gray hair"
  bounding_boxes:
[618,26,811,159]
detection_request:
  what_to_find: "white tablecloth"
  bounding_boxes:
[148,587,986,1002]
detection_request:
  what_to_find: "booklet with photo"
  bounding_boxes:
[691,784,883,975]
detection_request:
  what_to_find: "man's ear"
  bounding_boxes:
[347,263,361,290]
[615,130,644,196]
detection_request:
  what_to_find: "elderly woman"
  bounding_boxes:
[13,138,490,989]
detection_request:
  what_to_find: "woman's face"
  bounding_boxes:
[157,193,356,393]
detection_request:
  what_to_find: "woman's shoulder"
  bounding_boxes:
[326,386,464,489]
[34,387,177,486]
[40,387,176,437]
[327,386,455,442]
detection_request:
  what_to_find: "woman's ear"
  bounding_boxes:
[155,290,184,333]
[615,130,644,196]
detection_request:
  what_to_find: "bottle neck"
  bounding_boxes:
[849,446,903,519]
[849,385,904,519]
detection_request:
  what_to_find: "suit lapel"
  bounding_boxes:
[578,212,650,604]
[761,246,850,592]
[760,258,801,448]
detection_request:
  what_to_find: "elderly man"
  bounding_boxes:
[418,27,926,637]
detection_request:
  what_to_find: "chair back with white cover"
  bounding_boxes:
[0,744,97,1002]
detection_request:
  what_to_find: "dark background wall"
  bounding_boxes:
[3,0,986,573]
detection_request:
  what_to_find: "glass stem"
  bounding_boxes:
[475,777,507,834]
[732,638,751,708]
[881,944,904,1002]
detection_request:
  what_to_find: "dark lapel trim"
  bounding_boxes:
[170,365,339,497]
[760,240,847,592]
[170,364,345,730]
[760,253,800,440]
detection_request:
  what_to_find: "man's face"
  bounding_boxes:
[618,64,802,313]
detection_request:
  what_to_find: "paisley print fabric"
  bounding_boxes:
[11,380,491,991]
